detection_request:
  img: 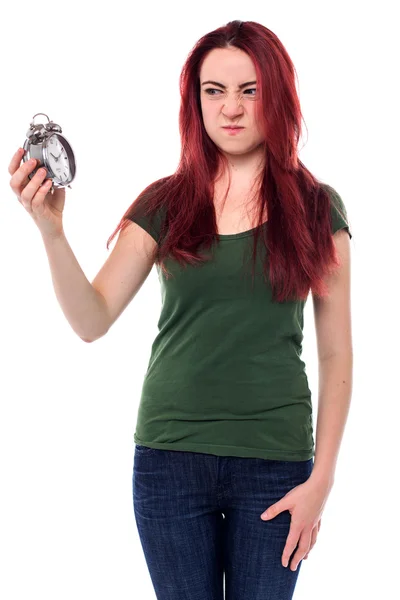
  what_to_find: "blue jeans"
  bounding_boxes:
[133,445,314,600]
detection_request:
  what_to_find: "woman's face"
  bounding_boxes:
[199,47,265,157]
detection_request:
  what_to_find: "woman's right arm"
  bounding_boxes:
[8,148,156,343]
[41,230,111,342]
[41,221,156,343]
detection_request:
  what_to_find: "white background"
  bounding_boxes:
[1,1,398,598]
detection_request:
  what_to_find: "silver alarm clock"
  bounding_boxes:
[22,112,76,191]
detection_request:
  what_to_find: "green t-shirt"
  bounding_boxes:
[129,185,352,461]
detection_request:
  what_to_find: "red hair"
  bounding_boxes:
[107,20,350,303]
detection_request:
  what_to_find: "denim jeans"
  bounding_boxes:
[132,445,314,600]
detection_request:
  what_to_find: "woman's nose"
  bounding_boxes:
[222,101,244,119]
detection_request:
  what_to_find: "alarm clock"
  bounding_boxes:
[22,112,76,192]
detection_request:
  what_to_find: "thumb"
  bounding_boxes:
[261,499,288,520]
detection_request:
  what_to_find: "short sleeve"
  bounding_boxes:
[126,204,167,244]
[324,185,353,239]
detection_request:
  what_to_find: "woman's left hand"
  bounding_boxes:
[260,477,332,571]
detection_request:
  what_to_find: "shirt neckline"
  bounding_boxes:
[216,220,268,240]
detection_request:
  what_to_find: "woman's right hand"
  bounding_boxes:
[8,148,66,237]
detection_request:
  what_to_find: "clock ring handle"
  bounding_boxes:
[30,113,61,133]
[31,113,50,124]
[26,114,62,144]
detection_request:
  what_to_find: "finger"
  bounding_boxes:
[31,179,53,214]
[281,526,301,568]
[8,148,25,175]
[20,168,49,209]
[289,529,312,571]
[261,498,288,520]
[308,523,319,552]
[303,525,318,560]
[10,156,38,194]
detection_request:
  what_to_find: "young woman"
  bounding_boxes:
[9,19,353,600]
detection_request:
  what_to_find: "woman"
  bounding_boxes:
[8,19,353,600]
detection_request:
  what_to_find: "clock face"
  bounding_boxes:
[45,134,71,183]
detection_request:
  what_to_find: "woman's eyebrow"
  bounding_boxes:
[201,80,257,89]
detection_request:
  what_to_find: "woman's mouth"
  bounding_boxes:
[222,127,244,135]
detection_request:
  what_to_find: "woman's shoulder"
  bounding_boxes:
[320,183,352,239]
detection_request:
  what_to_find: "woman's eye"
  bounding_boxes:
[205,88,257,96]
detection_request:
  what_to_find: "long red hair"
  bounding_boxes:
[107,20,348,303]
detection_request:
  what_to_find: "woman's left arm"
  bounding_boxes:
[309,227,353,489]
[260,229,353,571]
